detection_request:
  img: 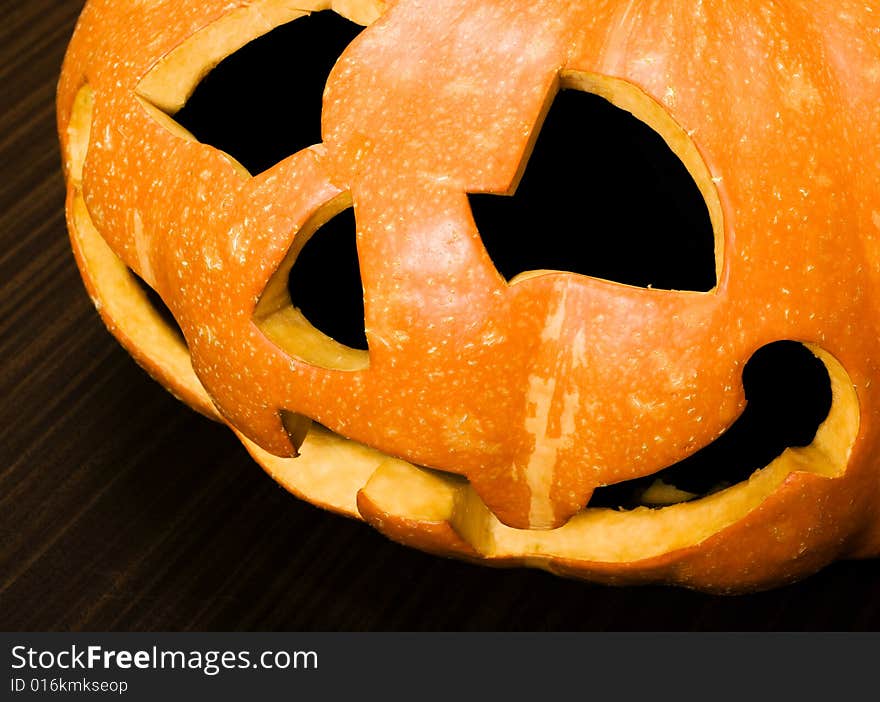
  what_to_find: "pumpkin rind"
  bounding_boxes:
[59,0,880,592]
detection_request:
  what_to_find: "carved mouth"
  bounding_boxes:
[587,340,833,511]
[69,184,860,565]
[351,343,858,565]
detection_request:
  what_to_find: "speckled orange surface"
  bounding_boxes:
[59,0,880,592]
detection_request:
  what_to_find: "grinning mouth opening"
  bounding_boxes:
[70,177,861,564]
[67,67,860,570]
[588,340,833,510]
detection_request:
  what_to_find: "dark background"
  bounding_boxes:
[2,0,880,632]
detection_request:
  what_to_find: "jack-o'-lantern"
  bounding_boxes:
[58,0,880,593]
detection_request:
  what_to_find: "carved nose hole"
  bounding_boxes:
[288,206,367,351]
[172,10,364,175]
[469,86,717,292]
[254,198,369,371]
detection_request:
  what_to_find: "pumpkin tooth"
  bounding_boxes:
[639,479,697,506]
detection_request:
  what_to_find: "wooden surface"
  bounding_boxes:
[3,0,880,632]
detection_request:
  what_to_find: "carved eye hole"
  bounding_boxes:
[137,8,372,176]
[174,11,363,175]
[287,205,368,352]
[469,82,719,292]
[254,195,370,372]
[134,6,379,371]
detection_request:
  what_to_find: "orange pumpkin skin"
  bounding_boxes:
[58,0,880,593]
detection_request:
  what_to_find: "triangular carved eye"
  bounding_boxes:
[288,206,368,352]
[254,196,369,372]
[469,86,718,292]
[137,8,370,176]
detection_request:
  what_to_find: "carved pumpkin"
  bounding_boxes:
[58,0,880,593]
